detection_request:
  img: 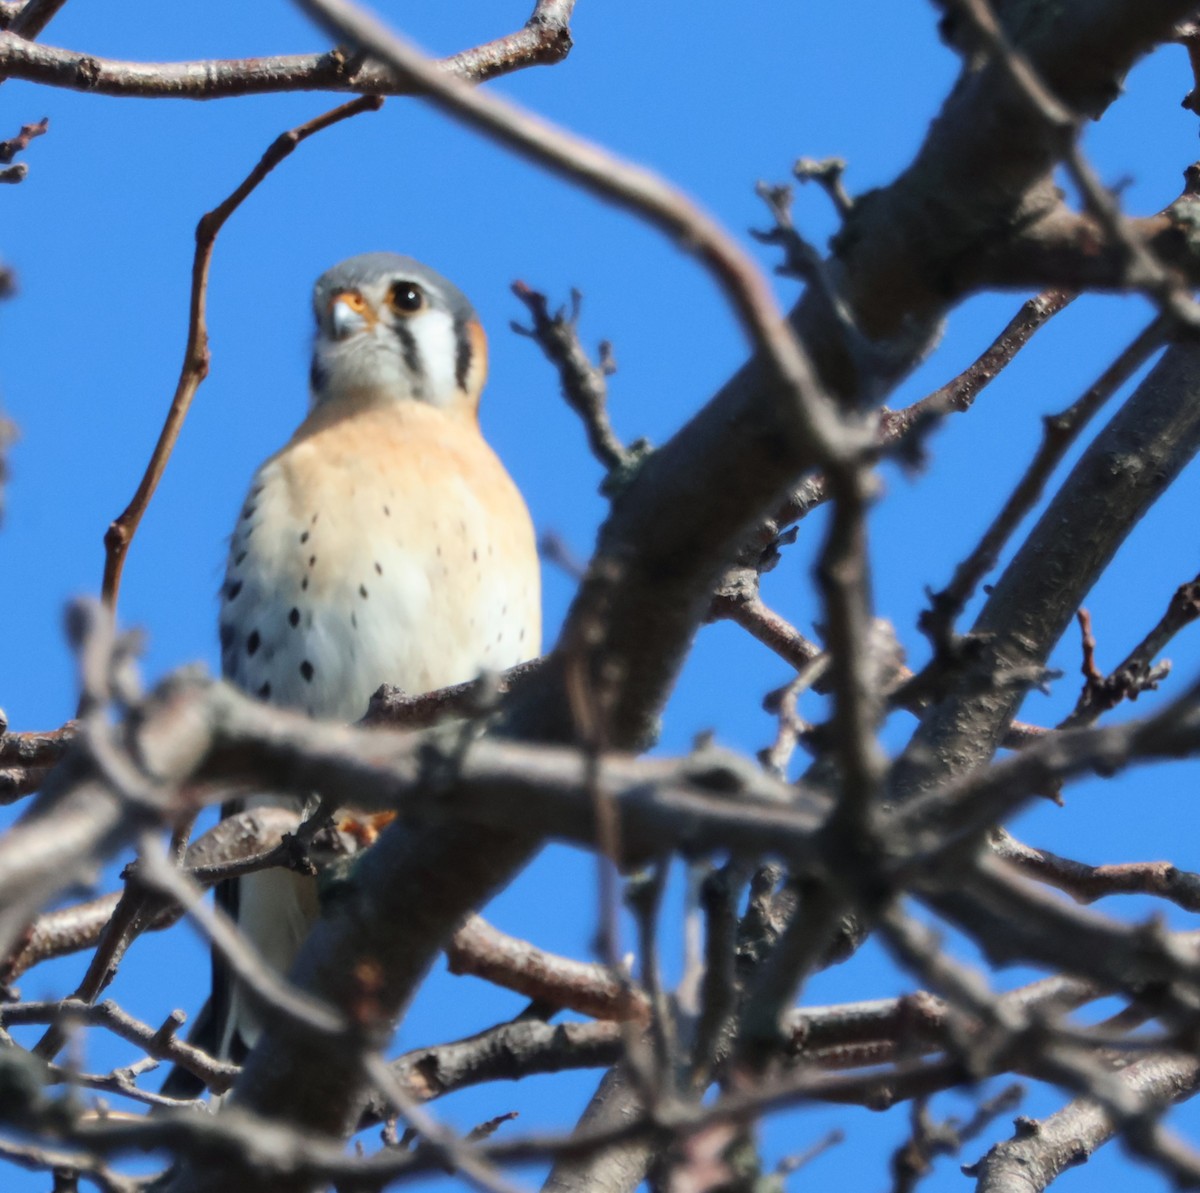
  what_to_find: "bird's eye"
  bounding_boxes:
[389,281,425,314]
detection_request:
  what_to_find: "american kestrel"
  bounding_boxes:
[211,252,541,1067]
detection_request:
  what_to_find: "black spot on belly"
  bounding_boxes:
[351,612,358,630]
[383,505,390,517]
[241,505,256,521]
[289,608,300,627]
[309,555,317,568]
[225,580,243,601]
[258,681,272,700]
[311,513,319,525]
[359,584,369,599]
[374,561,383,576]
[234,551,247,567]
[300,531,309,544]
[247,631,260,656]
[300,660,314,683]
[472,549,478,562]
[302,577,309,591]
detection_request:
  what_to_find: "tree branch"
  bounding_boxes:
[0,0,574,99]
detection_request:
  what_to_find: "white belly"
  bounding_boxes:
[215,401,540,1053]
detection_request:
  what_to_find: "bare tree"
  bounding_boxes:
[7,2,1200,1191]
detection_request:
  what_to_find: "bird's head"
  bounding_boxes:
[309,252,487,417]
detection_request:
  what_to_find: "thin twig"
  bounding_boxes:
[993,830,1200,914]
[0,114,46,162]
[769,289,1075,530]
[0,0,575,99]
[99,93,383,611]
[626,862,675,1096]
[510,282,634,477]
[1061,571,1200,728]
[890,1085,1023,1193]
[920,315,1166,651]
[2,998,237,1094]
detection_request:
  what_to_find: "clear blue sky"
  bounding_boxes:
[4,3,1200,1189]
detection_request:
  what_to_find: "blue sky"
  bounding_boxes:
[4,3,1200,1190]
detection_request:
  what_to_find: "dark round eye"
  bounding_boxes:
[389,281,425,314]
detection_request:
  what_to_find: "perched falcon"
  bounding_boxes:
[201,252,541,1075]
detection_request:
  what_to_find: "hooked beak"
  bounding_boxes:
[329,289,377,340]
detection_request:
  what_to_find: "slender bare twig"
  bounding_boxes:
[0,1136,139,1193]
[1061,570,1200,728]
[708,569,1048,749]
[46,1056,199,1111]
[32,875,171,1061]
[1074,607,1104,701]
[769,289,1074,530]
[0,0,575,99]
[885,290,1076,436]
[134,836,349,1042]
[2,998,237,1093]
[993,830,1200,913]
[363,1051,527,1193]
[511,282,641,482]
[758,656,828,778]
[0,114,46,165]
[752,180,875,385]
[99,93,383,612]
[919,315,1166,651]
[889,1085,1023,1193]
